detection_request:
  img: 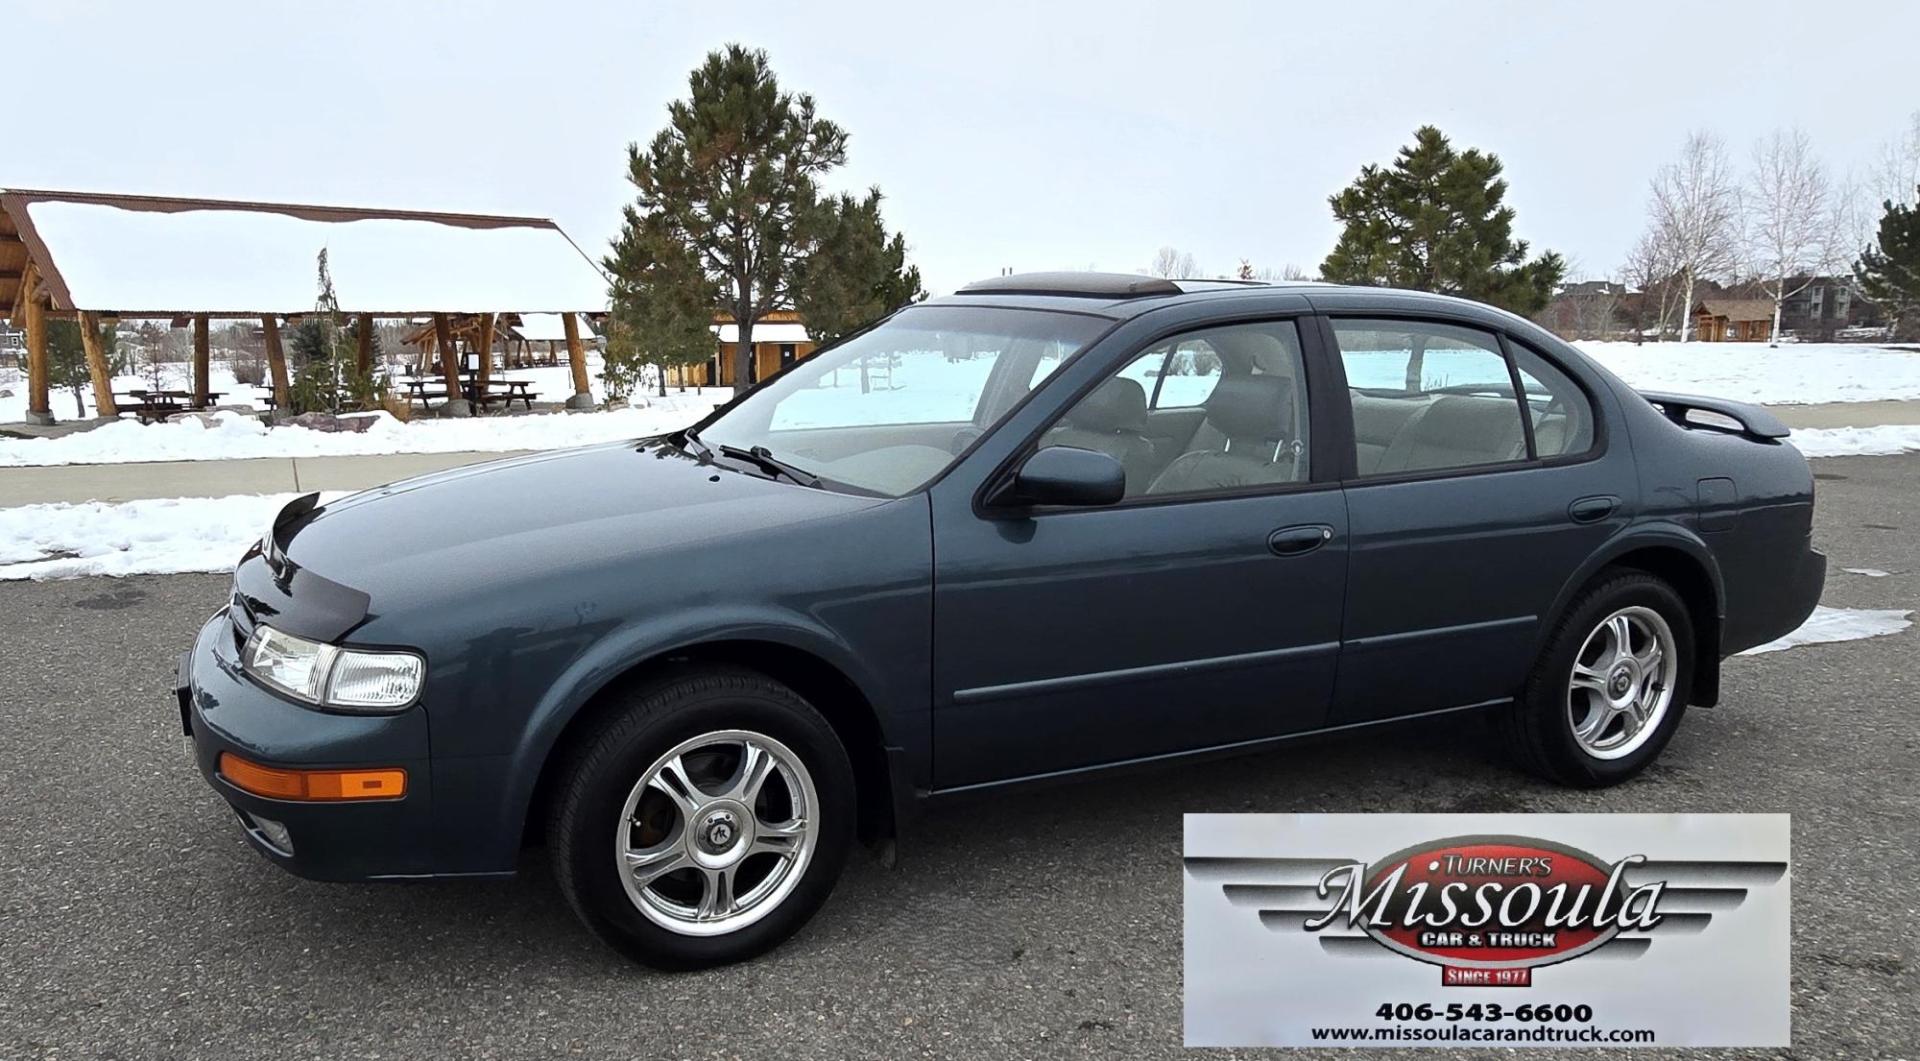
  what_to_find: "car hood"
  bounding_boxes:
[236,439,891,640]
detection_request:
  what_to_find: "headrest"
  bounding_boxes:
[1064,375,1148,434]
[1414,395,1528,438]
[1204,375,1294,442]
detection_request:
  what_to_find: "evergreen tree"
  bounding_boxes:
[288,249,382,413]
[1321,126,1565,314]
[604,211,717,399]
[791,188,925,345]
[611,45,848,396]
[1855,189,1920,338]
[46,319,123,418]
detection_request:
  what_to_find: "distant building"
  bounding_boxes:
[1779,276,1885,340]
[1536,280,1626,340]
[673,309,818,388]
[0,322,21,362]
[1693,299,1775,342]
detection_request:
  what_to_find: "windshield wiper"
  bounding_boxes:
[715,443,822,489]
[677,427,713,459]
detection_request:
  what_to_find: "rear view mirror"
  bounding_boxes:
[1008,446,1126,508]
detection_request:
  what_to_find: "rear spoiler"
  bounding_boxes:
[1638,391,1790,440]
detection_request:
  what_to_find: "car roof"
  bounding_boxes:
[925,271,1531,330]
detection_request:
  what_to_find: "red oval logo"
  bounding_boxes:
[1333,835,1654,969]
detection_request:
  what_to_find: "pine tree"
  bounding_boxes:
[604,210,717,399]
[611,45,849,396]
[791,188,925,346]
[46,319,123,418]
[1321,126,1565,314]
[1856,189,1920,338]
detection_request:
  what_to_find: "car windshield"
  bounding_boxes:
[697,305,1108,496]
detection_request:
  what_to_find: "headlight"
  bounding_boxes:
[243,624,424,712]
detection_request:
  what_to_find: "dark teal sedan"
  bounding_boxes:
[177,273,1824,967]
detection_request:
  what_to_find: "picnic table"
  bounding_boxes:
[474,379,539,411]
[116,389,226,424]
[402,378,451,411]
[404,376,538,413]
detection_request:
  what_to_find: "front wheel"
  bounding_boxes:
[548,667,855,968]
[1505,572,1694,787]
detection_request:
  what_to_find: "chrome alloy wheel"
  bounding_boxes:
[615,730,818,937]
[1567,606,1678,760]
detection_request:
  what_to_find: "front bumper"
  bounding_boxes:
[177,610,437,881]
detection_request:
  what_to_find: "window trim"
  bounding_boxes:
[1497,332,1607,468]
[974,313,1336,517]
[1320,313,1609,490]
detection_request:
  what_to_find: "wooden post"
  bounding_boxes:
[355,313,374,377]
[563,313,591,405]
[261,315,292,410]
[431,313,466,415]
[77,311,120,417]
[23,270,51,423]
[191,314,210,407]
[473,312,496,389]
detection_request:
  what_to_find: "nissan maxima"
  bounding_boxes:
[175,273,1824,967]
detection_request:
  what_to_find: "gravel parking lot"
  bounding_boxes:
[2,454,1915,1060]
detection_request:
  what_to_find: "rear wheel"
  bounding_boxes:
[548,667,855,968]
[1506,572,1693,787]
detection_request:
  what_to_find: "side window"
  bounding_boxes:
[1332,319,1527,477]
[1111,339,1225,410]
[1510,342,1596,458]
[1039,321,1309,499]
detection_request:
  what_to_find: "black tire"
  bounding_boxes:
[547,666,855,969]
[1504,571,1694,787]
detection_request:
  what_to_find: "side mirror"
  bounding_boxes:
[1005,446,1126,508]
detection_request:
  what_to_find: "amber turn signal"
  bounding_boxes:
[218,752,407,801]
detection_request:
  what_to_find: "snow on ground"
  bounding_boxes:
[0,362,276,423]
[0,492,345,580]
[1737,605,1912,656]
[1573,341,1920,406]
[5,341,1920,468]
[0,396,720,467]
[1789,424,1920,459]
[0,351,621,424]
[1844,568,1892,578]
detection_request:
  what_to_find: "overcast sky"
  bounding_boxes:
[8,1,1917,295]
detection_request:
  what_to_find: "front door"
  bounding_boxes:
[927,317,1348,790]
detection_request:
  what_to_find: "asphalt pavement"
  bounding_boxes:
[1,454,1915,1060]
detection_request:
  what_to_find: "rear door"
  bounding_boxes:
[1321,313,1637,724]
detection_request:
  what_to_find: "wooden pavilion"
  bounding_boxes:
[0,188,609,423]
[1693,299,1775,343]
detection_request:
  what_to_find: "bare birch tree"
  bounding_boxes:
[1149,246,1199,278]
[1868,110,1920,210]
[1648,131,1742,341]
[1622,227,1678,341]
[1745,128,1838,345]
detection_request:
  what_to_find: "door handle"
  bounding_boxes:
[1568,495,1619,524]
[1268,524,1334,557]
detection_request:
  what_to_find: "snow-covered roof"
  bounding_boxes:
[714,322,810,344]
[1,189,610,318]
[1697,299,1774,323]
[512,312,595,343]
